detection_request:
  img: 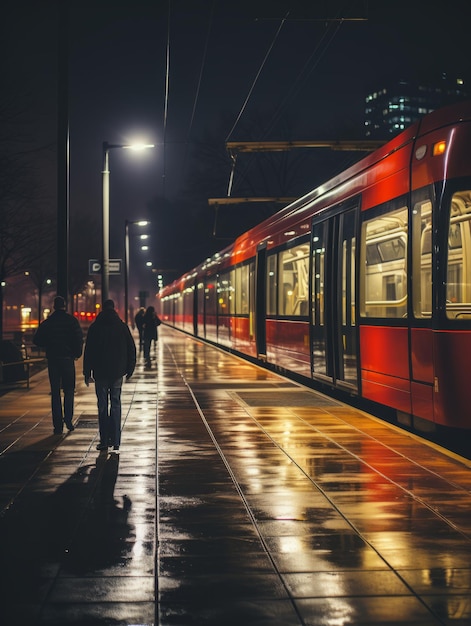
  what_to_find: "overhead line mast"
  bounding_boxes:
[210,139,385,205]
[226,140,385,153]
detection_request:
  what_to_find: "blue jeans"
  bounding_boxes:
[94,377,123,447]
[47,357,76,432]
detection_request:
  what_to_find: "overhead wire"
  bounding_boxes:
[181,0,216,184]
[224,11,290,144]
[162,0,171,197]
[186,0,216,144]
[162,1,217,195]
[230,1,357,197]
[263,17,345,138]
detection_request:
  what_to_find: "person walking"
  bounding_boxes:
[142,305,161,368]
[134,307,145,350]
[83,299,136,452]
[33,295,83,434]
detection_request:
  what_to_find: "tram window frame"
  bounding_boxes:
[205,276,217,317]
[279,238,311,317]
[197,281,205,311]
[234,263,250,315]
[445,188,471,320]
[183,284,194,312]
[217,271,232,315]
[411,190,434,319]
[266,253,277,316]
[280,243,310,317]
[174,290,183,322]
[265,237,310,318]
[360,197,408,319]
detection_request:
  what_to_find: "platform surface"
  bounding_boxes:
[0,326,470,625]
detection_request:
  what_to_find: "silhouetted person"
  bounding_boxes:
[83,299,136,452]
[142,306,161,367]
[134,307,145,349]
[33,296,83,434]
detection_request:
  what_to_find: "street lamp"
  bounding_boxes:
[102,141,154,303]
[124,219,150,325]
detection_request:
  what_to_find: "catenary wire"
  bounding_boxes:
[230,1,357,198]
[186,0,216,144]
[162,0,171,197]
[224,11,290,144]
[182,0,217,182]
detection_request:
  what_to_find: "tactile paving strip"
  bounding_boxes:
[234,389,341,407]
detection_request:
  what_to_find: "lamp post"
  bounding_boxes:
[102,141,154,303]
[124,220,150,325]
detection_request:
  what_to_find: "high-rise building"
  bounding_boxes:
[364,74,469,139]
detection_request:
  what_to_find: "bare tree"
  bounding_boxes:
[0,91,55,335]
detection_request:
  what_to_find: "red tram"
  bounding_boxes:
[159,101,471,433]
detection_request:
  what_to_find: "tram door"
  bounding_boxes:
[255,244,267,358]
[311,207,358,390]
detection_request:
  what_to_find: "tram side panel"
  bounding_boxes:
[356,127,413,416]
[266,319,311,378]
[410,118,471,430]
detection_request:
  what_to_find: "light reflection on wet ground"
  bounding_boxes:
[0,327,470,624]
[158,332,471,625]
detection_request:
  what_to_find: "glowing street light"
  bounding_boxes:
[102,142,154,303]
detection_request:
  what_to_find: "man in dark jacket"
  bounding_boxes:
[133,307,145,350]
[83,299,136,452]
[33,295,83,434]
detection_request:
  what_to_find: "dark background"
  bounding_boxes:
[2,0,470,301]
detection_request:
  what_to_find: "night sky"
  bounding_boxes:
[2,0,470,302]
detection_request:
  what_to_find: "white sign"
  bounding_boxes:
[89,259,122,275]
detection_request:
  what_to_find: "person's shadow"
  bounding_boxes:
[0,447,133,607]
[58,452,133,574]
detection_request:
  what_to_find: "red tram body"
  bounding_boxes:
[160,101,471,433]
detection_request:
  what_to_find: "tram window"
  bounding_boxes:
[235,264,249,314]
[361,203,408,318]
[217,272,232,315]
[205,279,217,315]
[183,286,194,332]
[412,199,433,318]
[197,281,204,318]
[446,190,471,319]
[175,292,183,321]
[279,242,310,316]
[342,210,356,328]
[266,254,277,315]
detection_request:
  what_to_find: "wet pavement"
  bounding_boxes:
[0,326,470,625]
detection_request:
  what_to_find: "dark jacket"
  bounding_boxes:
[33,310,83,359]
[83,309,136,383]
[134,310,145,331]
[142,310,161,341]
